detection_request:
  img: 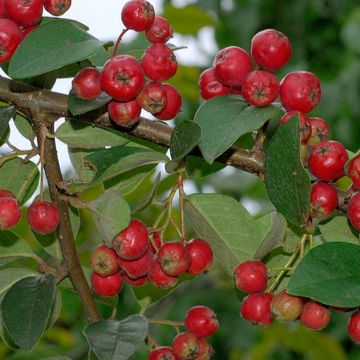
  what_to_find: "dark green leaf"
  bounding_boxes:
[68,148,96,184]
[0,105,15,139]
[83,315,148,360]
[319,216,359,245]
[68,92,111,116]
[185,156,225,177]
[0,268,37,295]
[14,113,35,141]
[0,230,35,263]
[2,274,56,350]
[264,116,311,227]
[132,173,161,214]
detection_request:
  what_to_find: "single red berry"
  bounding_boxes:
[271,290,304,321]
[4,0,43,27]
[121,0,155,32]
[184,306,219,338]
[234,260,267,293]
[121,272,148,287]
[172,332,200,360]
[91,271,123,297]
[0,1,4,17]
[242,70,279,107]
[0,197,21,230]
[157,241,191,277]
[307,117,330,147]
[0,18,22,63]
[198,68,231,100]
[148,346,176,360]
[186,238,213,275]
[349,155,360,190]
[279,111,311,143]
[230,86,242,95]
[101,55,144,101]
[241,292,273,326]
[136,81,167,114]
[112,219,149,260]
[347,192,360,231]
[213,46,253,87]
[308,140,349,181]
[251,29,291,71]
[148,259,178,288]
[108,100,141,125]
[348,311,360,344]
[154,84,182,120]
[27,200,60,234]
[196,339,213,360]
[145,15,174,43]
[310,182,338,219]
[149,231,162,254]
[90,244,119,276]
[141,43,178,81]
[117,249,152,279]
[0,189,16,199]
[280,71,321,113]
[22,25,37,39]
[300,302,330,330]
[43,0,71,16]
[72,68,102,101]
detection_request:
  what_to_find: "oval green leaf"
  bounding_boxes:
[0,105,15,139]
[319,216,359,245]
[68,92,111,116]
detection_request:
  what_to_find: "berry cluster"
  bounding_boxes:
[234,260,360,343]
[0,188,59,234]
[148,305,219,360]
[90,219,214,297]
[72,0,182,126]
[0,0,71,63]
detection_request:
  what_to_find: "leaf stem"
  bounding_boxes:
[177,171,186,244]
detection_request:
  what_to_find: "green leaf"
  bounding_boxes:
[83,315,148,360]
[0,230,35,264]
[163,4,215,35]
[2,274,56,350]
[264,116,311,227]
[195,95,281,163]
[0,268,37,295]
[0,105,15,139]
[287,242,360,307]
[14,113,35,141]
[9,19,105,79]
[132,173,161,214]
[68,92,111,116]
[47,289,62,329]
[170,120,201,161]
[68,148,96,184]
[319,216,359,245]
[184,193,271,276]
[0,158,39,205]
[87,190,131,245]
[56,120,129,149]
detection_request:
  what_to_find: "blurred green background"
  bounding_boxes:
[2,0,360,359]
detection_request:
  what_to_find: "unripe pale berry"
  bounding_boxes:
[121,0,155,32]
[172,332,200,360]
[234,260,267,293]
[347,192,360,231]
[348,155,360,190]
[348,311,360,344]
[136,81,167,114]
[108,100,141,126]
[0,197,21,230]
[0,19,23,63]
[307,117,330,147]
[27,200,60,234]
[4,0,43,27]
[90,244,119,276]
[117,250,152,279]
[72,68,102,101]
[148,346,176,360]
[271,290,304,321]
[280,111,311,143]
[148,259,178,288]
[300,302,330,330]
[198,68,230,100]
[43,0,72,16]
[240,292,273,326]
[154,84,182,120]
[186,238,213,275]
[145,16,174,43]
[184,306,219,338]
[91,271,123,297]
[310,182,338,219]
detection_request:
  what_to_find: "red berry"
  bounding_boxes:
[242,70,279,107]
[90,244,119,276]
[108,100,141,125]
[279,111,311,143]
[117,250,152,279]
[300,302,330,330]
[198,68,231,100]
[307,117,330,147]
[234,260,267,293]
[349,155,360,190]
[148,259,178,288]
[0,197,21,230]
[184,306,219,338]
[347,192,360,231]
[27,200,60,234]
[271,290,304,321]
[72,68,102,101]
[121,272,148,287]
[0,1,4,17]
[308,140,349,181]
[43,0,71,16]
[186,238,213,275]
[172,332,200,360]
[112,219,149,260]
[101,55,144,101]
[157,242,190,277]
[240,292,273,326]
[145,16,174,43]
[0,18,22,63]
[280,71,321,113]
[310,182,338,219]
[213,46,253,87]
[196,339,213,360]
[148,346,176,360]
[348,311,360,344]
[91,271,123,297]
[154,84,182,120]
[4,0,43,27]
[136,81,167,114]
[121,0,155,32]
[251,29,291,71]
[0,189,16,199]
[141,43,178,81]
